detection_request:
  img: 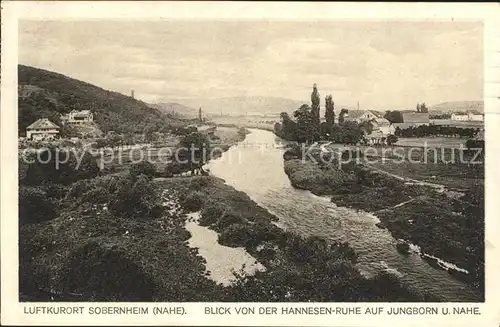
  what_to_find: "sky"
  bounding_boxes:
[19,20,483,110]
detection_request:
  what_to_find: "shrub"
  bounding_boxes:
[199,202,226,226]
[180,191,205,212]
[387,134,398,146]
[129,161,156,180]
[218,223,252,247]
[19,186,57,224]
[81,186,110,204]
[65,179,92,199]
[109,175,162,218]
[24,149,99,185]
[215,211,247,231]
[59,240,157,301]
[44,184,69,200]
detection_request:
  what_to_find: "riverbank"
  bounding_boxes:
[155,175,434,301]
[282,148,484,295]
[19,128,434,302]
[19,173,431,302]
[19,127,247,301]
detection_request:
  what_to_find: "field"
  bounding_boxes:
[430,119,484,128]
[349,141,485,190]
[369,161,484,190]
[395,137,466,148]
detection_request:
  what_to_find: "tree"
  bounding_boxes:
[325,95,335,127]
[60,123,79,138]
[273,122,282,135]
[143,124,156,143]
[339,109,349,124]
[420,102,428,113]
[94,138,109,149]
[339,121,364,145]
[416,102,428,113]
[359,120,374,135]
[176,132,211,175]
[198,107,203,123]
[384,110,404,123]
[294,104,319,144]
[130,161,156,180]
[387,134,398,146]
[277,112,297,141]
[310,84,321,126]
[25,148,99,185]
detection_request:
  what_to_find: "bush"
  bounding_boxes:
[65,179,92,199]
[24,149,99,185]
[44,184,69,200]
[215,211,247,231]
[60,240,157,301]
[180,191,205,212]
[387,134,398,146]
[81,186,110,204]
[129,161,156,179]
[218,223,252,247]
[109,175,162,218]
[199,202,226,226]
[19,186,57,224]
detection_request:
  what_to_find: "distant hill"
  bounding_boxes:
[174,96,305,116]
[430,101,484,113]
[18,65,185,136]
[174,96,357,116]
[149,102,199,119]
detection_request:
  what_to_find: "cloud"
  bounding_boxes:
[19,20,483,109]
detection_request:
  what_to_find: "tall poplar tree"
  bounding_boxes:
[325,94,335,127]
[311,84,321,126]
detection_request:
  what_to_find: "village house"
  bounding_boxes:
[345,110,389,124]
[26,118,60,140]
[62,110,94,125]
[365,121,396,145]
[392,112,430,130]
[451,112,484,122]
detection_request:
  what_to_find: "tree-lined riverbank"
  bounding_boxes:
[282,145,484,295]
[19,127,433,302]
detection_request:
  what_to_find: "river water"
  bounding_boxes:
[207,128,480,302]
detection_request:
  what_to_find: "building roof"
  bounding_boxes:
[451,112,484,116]
[72,110,92,117]
[402,112,429,123]
[373,117,391,126]
[346,110,384,120]
[27,118,60,130]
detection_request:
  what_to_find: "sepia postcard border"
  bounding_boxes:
[2,1,500,326]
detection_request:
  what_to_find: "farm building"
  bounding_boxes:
[451,112,484,122]
[401,112,429,126]
[26,118,60,140]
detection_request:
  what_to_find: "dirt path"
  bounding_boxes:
[364,163,448,192]
[371,197,420,214]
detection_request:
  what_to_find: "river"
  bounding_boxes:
[206,128,480,302]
